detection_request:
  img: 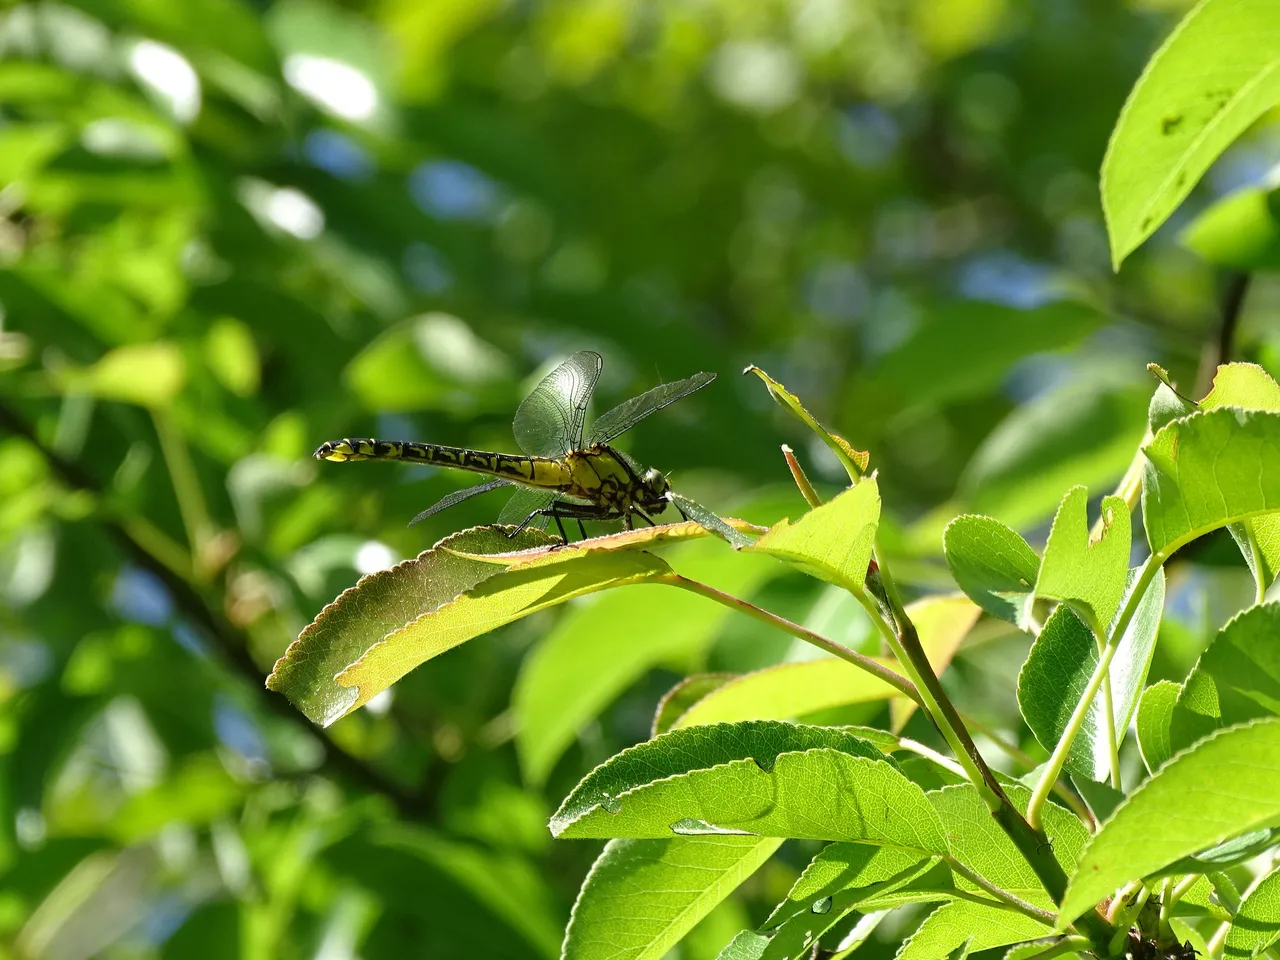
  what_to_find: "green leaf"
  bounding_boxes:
[897,900,1050,960]
[53,342,187,407]
[1156,827,1280,878]
[336,545,671,721]
[372,823,564,958]
[1059,717,1280,928]
[1225,863,1280,959]
[1199,364,1280,593]
[766,845,937,929]
[943,515,1040,624]
[1182,187,1280,270]
[1136,680,1182,774]
[1018,568,1165,781]
[1169,602,1280,754]
[744,365,869,481]
[865,300,1103,412]
[1035,486,1131,632]
[930,783,1088,898]
[1069,776,1126,827]
[747,480,880,592]
[654,675,736,737]
[1141,409,1280,558]
[668,596,978,730]
[550,721,949,854]
[514,538,775,785]
[958,382,1150,530]
[266,525,559,725]
[1101,0,1280,266]
[716,931,770,960]
[755,852,940,960]
[563,836,782,960]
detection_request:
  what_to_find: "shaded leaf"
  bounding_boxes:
[653,674,735,737]
[1018,568,1165,781]
[1182,187,1280,270]
[943,515,1040,625]
[1101,0,1280,265]
[958,382,1149,530]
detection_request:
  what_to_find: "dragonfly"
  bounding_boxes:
[314,351,739,544]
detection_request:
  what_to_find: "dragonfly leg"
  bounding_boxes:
[577,520,588,540]
[519,500,617,545]
[633,509,657,527]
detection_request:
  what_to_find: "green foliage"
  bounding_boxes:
[562,836,783,960]
[1061,719,1280,926]
[1101,0,1280,265]
[11,0,1280,956]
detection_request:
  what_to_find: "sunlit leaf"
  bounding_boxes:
[1169,602,1280,754]
[335,546,671,722]
[1225,862,1280,959]
[1102,0,1280,265]
[744,365,868,481]
[1141,409,1280,558]
[1035,486,1130,632]
[930,783,1087,898]
[898,900,1049,960]
[550,722,948,854]
[668,595,977,730]
[266,525,559,725]
[1136,680,1181,774]
[563,836,781,960]
[747,480,879,592]
[1059,718,1280,928]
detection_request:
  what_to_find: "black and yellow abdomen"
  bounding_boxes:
[314,438,573,488]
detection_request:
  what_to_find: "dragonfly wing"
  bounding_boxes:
[587,371,715,446]
[409,478,514,526]
[513,351,603,457]
[497,486,558,528]
[668,492,752,548]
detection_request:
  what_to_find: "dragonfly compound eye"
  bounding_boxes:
[642,468,669,498]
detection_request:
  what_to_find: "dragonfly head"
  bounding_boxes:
[638,467,671,509]
[314,439,363,462]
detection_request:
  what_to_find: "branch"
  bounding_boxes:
[0,401,434,820]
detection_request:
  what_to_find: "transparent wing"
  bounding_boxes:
[512,351,603,457]
[409,478,514,526]
[587,371,715,446]
[668,492,752,548]
[497,486,558,528]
